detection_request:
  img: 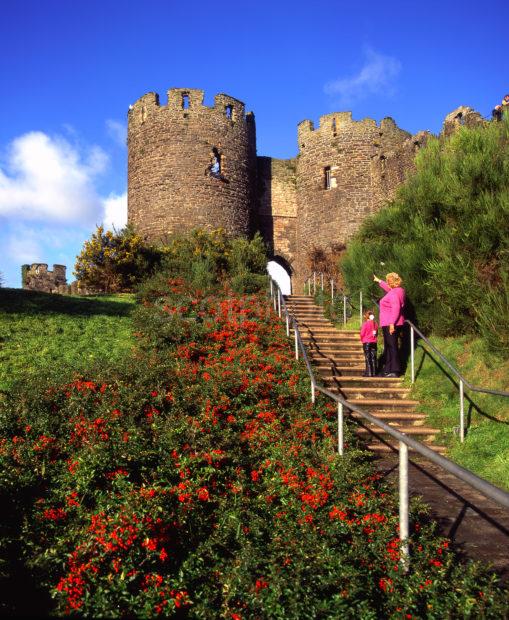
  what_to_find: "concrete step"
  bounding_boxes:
[364,441,447,455]
[327,386,412,398]
[355,423,440,434]
[310,348,364,357]
[344,397,419,407]
[350,411,427,422]
[317,373,403,387]
[314,365,366,376]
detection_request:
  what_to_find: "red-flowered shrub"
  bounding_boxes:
[0,272,505,617]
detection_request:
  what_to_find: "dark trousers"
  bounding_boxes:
[382,326,401,374]
[362,343,377,376]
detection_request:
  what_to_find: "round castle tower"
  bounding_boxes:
[128,88,256,240]
[294,112,411,286]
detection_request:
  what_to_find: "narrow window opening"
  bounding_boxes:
[209,147,222,179]
[225,104,233,120]
[182,93,190,109]
[331,118,337,136]
[324,166,331,190]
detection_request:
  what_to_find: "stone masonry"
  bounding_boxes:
[128,89,256,241]
[127,86,481,291]
[22,264,67,294]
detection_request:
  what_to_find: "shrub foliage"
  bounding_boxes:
[0,232,506,616]
[341,118,509,356]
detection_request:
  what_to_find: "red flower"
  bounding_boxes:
[255,578,269,592]
[197,487,209,502]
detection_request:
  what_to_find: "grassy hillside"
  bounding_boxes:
[408,334,509,490]
[0,289,135,392]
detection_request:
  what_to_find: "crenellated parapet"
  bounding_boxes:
[128,88,253,131]
[297,112,409,152]
[128,87,257,241]
[22,263,67,293]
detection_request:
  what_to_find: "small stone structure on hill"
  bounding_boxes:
[22,263,68,294]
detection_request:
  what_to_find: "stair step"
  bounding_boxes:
[350,411,427,421]
[365,442,447,455]
[355,423,440,433]
[328,387,411,397]
[319,375,402,384]
[344,397,419,407]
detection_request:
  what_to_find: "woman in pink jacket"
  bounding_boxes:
[373,272,405,377]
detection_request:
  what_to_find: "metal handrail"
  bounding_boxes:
[307,271,509,442]
[268,277,509,566]
[407,319,509,398]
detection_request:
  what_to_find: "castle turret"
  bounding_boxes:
[294,112,411,287]
[128,87,257,241]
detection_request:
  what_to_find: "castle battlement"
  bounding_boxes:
[297,113,409,149]
[129,88,253,128]
[22,263,67,294]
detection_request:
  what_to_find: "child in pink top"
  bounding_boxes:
[360,309,378,377]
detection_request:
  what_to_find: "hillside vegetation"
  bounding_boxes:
[341,117,509,358]
[1,232,506,617]
[0,290,135,392]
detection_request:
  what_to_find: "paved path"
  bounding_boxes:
[376,456,509,584]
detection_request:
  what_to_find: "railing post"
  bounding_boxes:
[277,289,281,318]
[337,402,344,456]
[343,295,347,325]
[270,278,273,299]
[460,380,465,442]
[399,441,410,568]
[410,325,415,384]
[311,380,315,403]
[320,273,324,291]
[286,313,290,337]
[313,272,316,295]
[359,290,363,326]
[273,290,277,312]
[294,324,299,360]
[331,279,334,303]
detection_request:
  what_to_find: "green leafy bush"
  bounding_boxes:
[0,266,506,617]
[341,117,509,356]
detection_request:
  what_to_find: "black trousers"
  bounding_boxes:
[362,343,377,376]
[382,326,402,374]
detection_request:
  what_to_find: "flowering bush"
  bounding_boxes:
[0,271,506,617]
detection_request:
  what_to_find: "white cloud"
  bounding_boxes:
[0,131,109,225]
[102,192,127,231]
[106,119,127,147]
[6,232,44,265]
[324,47,401,107]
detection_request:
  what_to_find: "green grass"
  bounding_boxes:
[406,335,509,491]
[0,288,136,392]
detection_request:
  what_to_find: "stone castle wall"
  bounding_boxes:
[22,264,67,293]
[292,113,412,287]
[127,86,474,291]
[256,157,297,269]
[128,88,256,240]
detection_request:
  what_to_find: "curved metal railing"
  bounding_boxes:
[268,276,509,565]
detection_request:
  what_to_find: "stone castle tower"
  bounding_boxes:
[128,87,478,290]
[128,88,256,240]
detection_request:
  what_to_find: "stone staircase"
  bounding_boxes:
[285,295,446,454]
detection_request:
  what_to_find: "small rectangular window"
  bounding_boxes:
[182,93,190,109]
[324,166,331,190]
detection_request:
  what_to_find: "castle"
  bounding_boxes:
[127,88,484,291]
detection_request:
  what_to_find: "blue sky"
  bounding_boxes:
[1,0,507,287]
